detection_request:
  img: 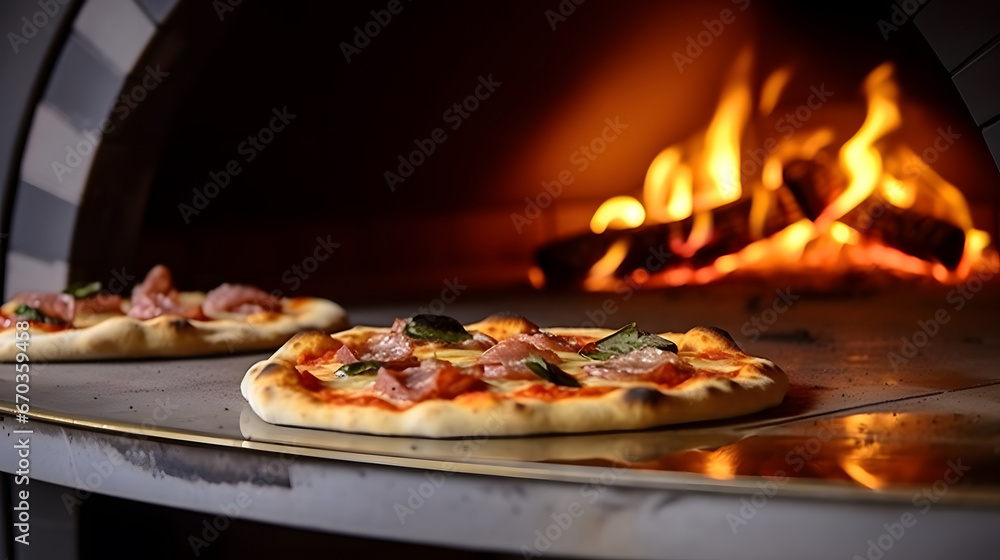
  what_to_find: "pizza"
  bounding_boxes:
[0,264,347,361]
[241,314,788,437]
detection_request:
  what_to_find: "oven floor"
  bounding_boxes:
[3,284,999,497]
[3,285,999,558]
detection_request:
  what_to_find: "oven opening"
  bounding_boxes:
[63,0,999,304]
[3,1,1000,556]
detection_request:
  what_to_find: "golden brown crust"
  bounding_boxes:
[0,297,347,361]
[241,321,788,438]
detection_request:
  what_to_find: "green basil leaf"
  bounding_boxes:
[335,361,382,377]
[579,323,678,360]
[402,314,473,343]
[13,304,63,324]
[64,280,102,299]
[525,354,581,388]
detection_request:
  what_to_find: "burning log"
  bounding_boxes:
[535,60,978,290]
[783,159,966,270]
[535,188,803,288]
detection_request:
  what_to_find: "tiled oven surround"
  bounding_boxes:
[914,1,1000,241]
[3,0,178,296]
[3,0,1000,297]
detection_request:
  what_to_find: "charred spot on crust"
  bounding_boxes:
[702,326,740,349]
[514,402,527,411]
[168,318,191,330]
[257,362,284,379]
[622,387,666,406]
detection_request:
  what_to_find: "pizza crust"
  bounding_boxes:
[241,325,788,438]
[0,297,347,361]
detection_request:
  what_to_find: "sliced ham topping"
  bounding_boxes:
[202,283,281,318]
[127,265,200,320]
[75,293,124,315]
[373,359,486,404]
[335,344,359,364]
[512,332,575,353]
[360,332,417,368]
[444,331,497,351]
[479,338,562,380]
[11,291,75,323]
[472,331,498,349]
[583,347,693,386]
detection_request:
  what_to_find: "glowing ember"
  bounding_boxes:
[567,55,994,291]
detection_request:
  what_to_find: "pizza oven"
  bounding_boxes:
[1,0,999,558]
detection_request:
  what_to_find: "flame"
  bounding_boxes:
[644,148,683,222]
[591,196,645,234]
[758,67,793,117]
[880,176,915,209]
[641,49,753,226]
[830,222,859,245]
[584,238,630,290]
[575,55,993,291]
[702,48,753,208]
[819,63,901,227]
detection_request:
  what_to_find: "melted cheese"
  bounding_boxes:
[300,341,731,395]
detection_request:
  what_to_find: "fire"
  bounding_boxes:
[573,54,993,290]
[591,196,645,234]
[819,63,900,228]
[584,238,630,291]
[639,49,753,259]
[703,48,753,209]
